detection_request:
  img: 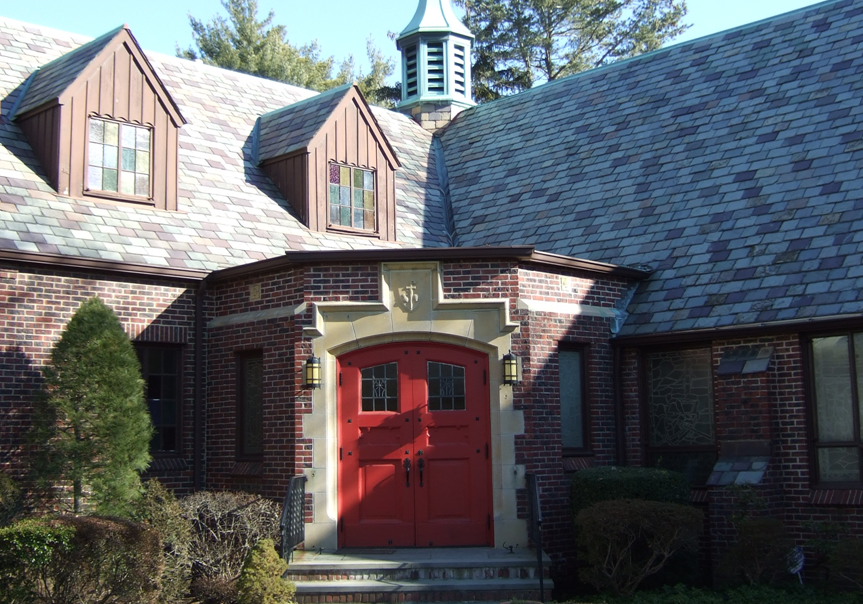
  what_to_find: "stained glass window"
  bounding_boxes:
[328,162,375,231]
[811,334,863,484]
[137,346,181,454]
[559,349,585,450]
[88,118,151,197]
[428,362,465,411]
[239,352,263,457]
[646,348,715,484]
[361,363,398,412]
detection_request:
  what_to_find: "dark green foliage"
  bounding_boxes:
[180,490,282,584]
[720,517,792,586]
[575,499,702,596]
[570,465,690,520]
[132,480,193,603]
[29,297,151,516]
[571,583,863,603]
[236,539,294,604]
[455,0,689,101]
[830,538,863,591]
[0,472,25,527]
[0,515,162,604]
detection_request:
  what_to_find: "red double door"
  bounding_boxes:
[338,342,492,548]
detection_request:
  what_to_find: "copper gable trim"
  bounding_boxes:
[14,25,186,127]
[0,249,207,283]
[613,313,863,347]
[206,245,650,283]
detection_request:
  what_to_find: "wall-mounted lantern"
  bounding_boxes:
[503,351,519,385]
[304,355,321,389]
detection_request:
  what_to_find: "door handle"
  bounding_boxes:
[418,457,425,487]
[403,458,411,487]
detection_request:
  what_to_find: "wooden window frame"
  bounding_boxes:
[236,350,264,461]
[86,116,154,203]
[641,344,717,485]
[805,331,863,488]
[558,343,591,456]
[136,344,184,456]
[327,162,377,234]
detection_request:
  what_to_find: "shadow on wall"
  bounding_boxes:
[0,346,43,476]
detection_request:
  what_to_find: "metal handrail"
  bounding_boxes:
[280,475,307,561]
[526,473,545,603]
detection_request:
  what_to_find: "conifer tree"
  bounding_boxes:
[30,297,152,515]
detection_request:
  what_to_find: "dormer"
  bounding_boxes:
[254,84,401,241]
[12,26,185,210]
[396,0,475,131]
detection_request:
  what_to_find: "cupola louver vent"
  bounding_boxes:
[454,44,466,96]
[427,42,445,94]
[405,45,418,97]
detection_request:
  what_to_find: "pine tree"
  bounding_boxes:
[457,0,689,101]
[30,297,152,516]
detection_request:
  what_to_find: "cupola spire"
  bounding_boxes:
[396,0,474,132]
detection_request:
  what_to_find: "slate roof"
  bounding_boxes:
[256,83,352,163]
[0,18,447,273]
[11,25,122,116]
[440,0,863,336]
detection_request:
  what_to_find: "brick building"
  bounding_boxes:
[1,0,863,579]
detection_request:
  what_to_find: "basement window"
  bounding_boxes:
[87,117,152,199]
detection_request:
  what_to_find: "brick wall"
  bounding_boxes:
[0,263,197,493]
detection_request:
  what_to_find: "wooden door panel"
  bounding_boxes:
[339,343,491,548]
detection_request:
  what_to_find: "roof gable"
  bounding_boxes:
[255,83,400,169]
[13,25,185,127]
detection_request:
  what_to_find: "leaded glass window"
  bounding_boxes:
[328,163,375,231]
[559,349,586,451]
[87,118,151,197]
[645,348,716,484]
[239,352,263,457]
[361,363,398,412]
[137,346,181,454]
[811,334,863,484]
[428,362,465,411]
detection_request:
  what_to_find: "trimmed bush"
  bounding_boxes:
[720,517,792,586]
[190,577,238,604]
[132,479,193,603]
[830,537,863,591]
[237,539,295,604]
[180,491,281,584]
[575,499,702,596]
[0,472,24,527]
[570,466,690,521]
[0,515,162,604]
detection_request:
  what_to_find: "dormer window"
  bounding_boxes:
[87,118,152,199]
[329,163,375,231]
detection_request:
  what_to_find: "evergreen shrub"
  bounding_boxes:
[570,466,690,521]
[133,479,193,603]
[575,499,702,596]
[236,539,295,604]
[0,515,162,604]
[830,537,863,591]
[0,472,24,527]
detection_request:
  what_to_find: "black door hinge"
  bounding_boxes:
[340,447,343,461]
[485,443,489,459]
[483,370,487,385]
[488,513,491,529]
[339,372,342,386]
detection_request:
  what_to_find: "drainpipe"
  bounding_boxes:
[194,280,206,490]
[613,345,626,467]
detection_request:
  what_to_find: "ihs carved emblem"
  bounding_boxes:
[399,281,420,312]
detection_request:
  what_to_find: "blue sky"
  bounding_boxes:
[4,0,826,80]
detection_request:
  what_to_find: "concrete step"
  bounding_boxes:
[287,547,552,603]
